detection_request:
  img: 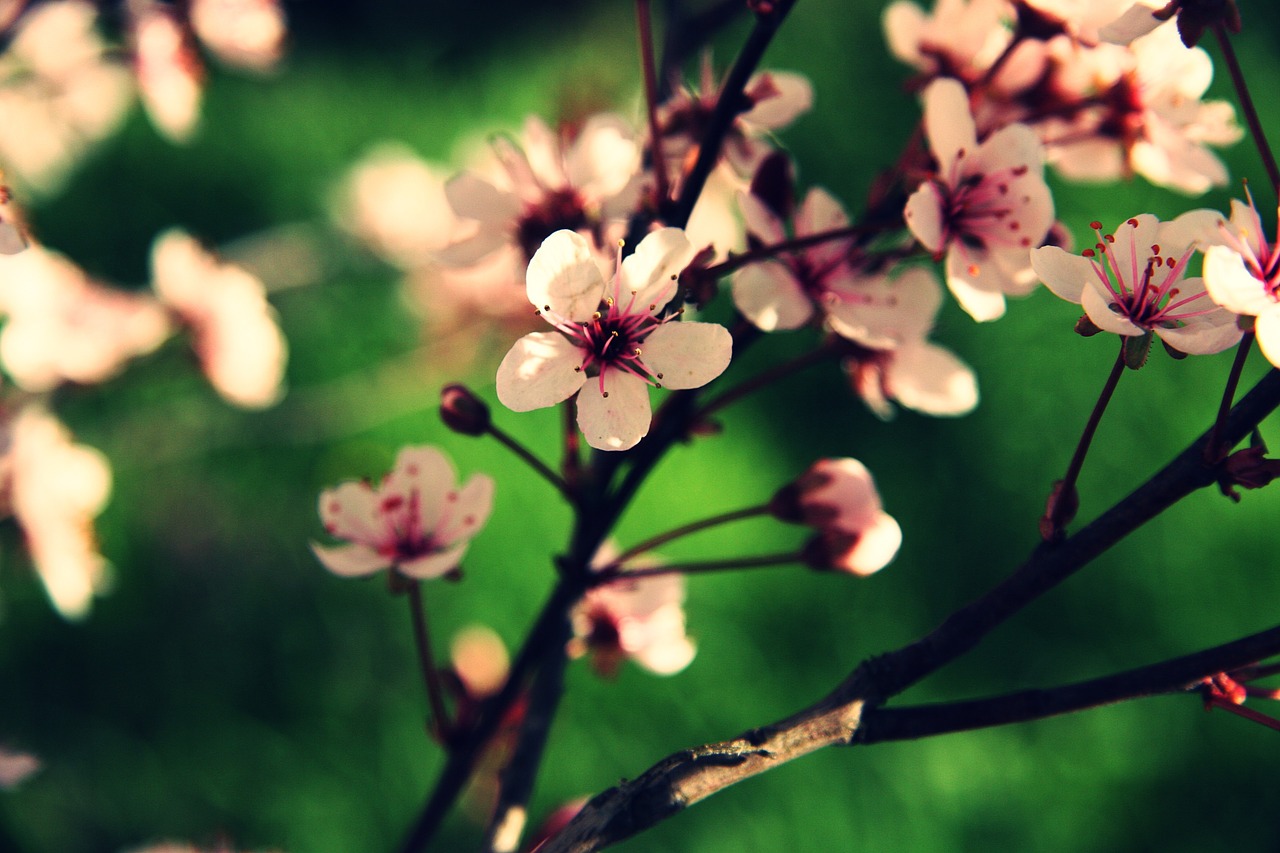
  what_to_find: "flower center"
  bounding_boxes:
[516,188,589,262]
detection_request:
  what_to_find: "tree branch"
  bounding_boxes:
[541,369,1280,851]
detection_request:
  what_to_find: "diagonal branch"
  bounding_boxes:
[541,369,1280,851]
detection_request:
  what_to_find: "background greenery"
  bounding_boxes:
[3,1,1280,850]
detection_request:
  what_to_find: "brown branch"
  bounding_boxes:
[541,369,1280,851]
[857,619,1280,743]
[481,614,573,852]
[542,619,1280,852]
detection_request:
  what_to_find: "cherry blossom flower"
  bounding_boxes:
[0,245,170,391]
[657,57,813,179]
[311,446,494,580]
[771,458,902,575]
[1198,195,1280,367]
[831,267,979,418]
[439,114,642,272]
[132,1,203,143]
[189,0,286,72]
[333,144,461,270]
[732,186,858,332]
[151,229,288,409]
[0,407,112,619]
[905,77,1055,321]
[332,145,532,349]
[496,228,732,451]
[882,0,1013,84]
[1035,23,1239,194]
[0,0,133,193]
[1031,212,1241,355]
[570,571,696,677]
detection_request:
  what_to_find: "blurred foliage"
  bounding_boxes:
[4,1,1280,852]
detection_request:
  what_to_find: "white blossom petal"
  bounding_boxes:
[922,77,976,178]
[576,370,652,451]
[526,230,605,323]
[1254,308,1280,368]
[886,341,979,416]
[741,71,813,130]
[400,542,470,580]
[436,474,496,547]
[904,182,946,253]
[1082,281,1144,336]
[945,251,1007,321]
[310,542,390,577]
[622,227,693,310]
[641,322,733,390]
[732,260,813,331]
[318,481,385,545]
[737,190,787,245]
[1031,245,1092,303]
[1099,2,1164,44]
[1203,246,1274,316]
[444,171,520,224]
[496,331,588,412]
[385,446,456,534]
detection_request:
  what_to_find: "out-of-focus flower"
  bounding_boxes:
[151,229,288,409]
[496,228,731,451]
[439,114,642,272]
[311,446,494,580]
[883,0,1013,83]
[0,746,40,790]
[1031,212,1241,357]
[0,245,170,391]
[1034,23,1239,194]
[333,144,461,270]
[189,0,286,72]
[905,77,1054,321]
[0,407,112,619]
[771,458,902,575]
[131,1,203,143]
[657,56,813,179]
[732,185,859,332]
[0,0,133,193]
[1199,195,1280,367]
[570,570,696,678]
[833,267,979,418]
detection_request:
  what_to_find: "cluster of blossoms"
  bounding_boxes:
[0,223,288,617]
[0,0,286,193]
[310,0,1255,758]
[885,0,1240,195]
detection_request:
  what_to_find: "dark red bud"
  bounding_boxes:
[440,384,490,436]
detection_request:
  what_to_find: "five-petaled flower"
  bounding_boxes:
[771,458,902,576]
[1031,212,1241,357]
[312,446,494,580]
[1199,194,1280,368]
[904,77,1055,322]
[496,228,733,451]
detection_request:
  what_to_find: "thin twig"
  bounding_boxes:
[1214,23,1280,195]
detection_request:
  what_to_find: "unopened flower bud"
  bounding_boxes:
[440,384,490,436]
[772,459,901,575]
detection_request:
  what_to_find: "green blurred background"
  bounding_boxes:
[4,1,1280,851]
